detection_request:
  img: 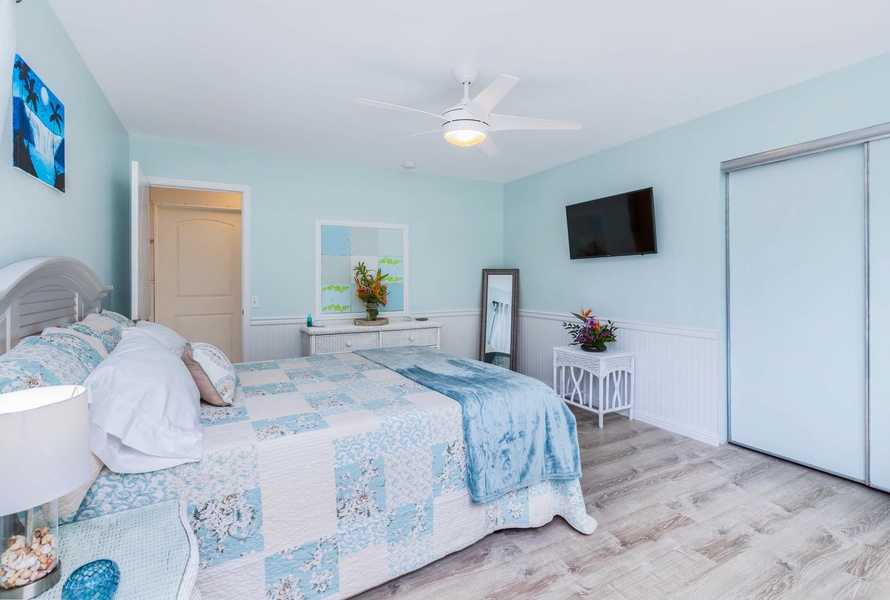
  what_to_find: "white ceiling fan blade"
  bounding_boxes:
[385,130,440,144]
[478,136,499,156]
[488,113,582,132]
[355,98,445,122]
[471,75,519,114]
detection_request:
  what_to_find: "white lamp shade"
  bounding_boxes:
[0,385,92,515]
[0,0,15,143]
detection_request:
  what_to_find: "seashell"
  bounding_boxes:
[38,527,49,537]
[20,569,31,579]
[40,545,52,555]
[9,537,24,551]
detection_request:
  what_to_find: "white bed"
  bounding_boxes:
[0,257,595,600]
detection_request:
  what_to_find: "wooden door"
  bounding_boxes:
[155,204,242,362]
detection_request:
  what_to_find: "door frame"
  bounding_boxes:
[145,176,251,362]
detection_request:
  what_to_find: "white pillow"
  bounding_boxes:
[85,332,203,473]
[125,321,188,356]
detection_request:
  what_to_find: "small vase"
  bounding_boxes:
[365,303,379,321]
[581,344,605,352]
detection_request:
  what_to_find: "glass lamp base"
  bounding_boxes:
[0,561,61,600]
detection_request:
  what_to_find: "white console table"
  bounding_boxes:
[553,346,635,429]
[300,320,442,356]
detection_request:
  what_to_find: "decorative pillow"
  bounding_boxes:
[42,326,111,360]
[126,321,188,356]
[182,342,236,406]
[85,332,203,473]
[82,312,130,344]
[0,334,103,394]
[96,309,134,327]
[59,320,122,354]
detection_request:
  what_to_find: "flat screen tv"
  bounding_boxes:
[565,187,657,259]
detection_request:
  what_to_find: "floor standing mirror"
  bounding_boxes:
[480,269,519,370]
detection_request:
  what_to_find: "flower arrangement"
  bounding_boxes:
[562,308,617,352]
[353,262,388,320]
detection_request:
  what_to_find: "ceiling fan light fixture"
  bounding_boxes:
[443,120,488,147]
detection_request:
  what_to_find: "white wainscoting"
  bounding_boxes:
[518,310,721,446]
[244,308,721,446]
[245,310,482,362]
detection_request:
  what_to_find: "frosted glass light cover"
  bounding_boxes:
[0,385,92,516]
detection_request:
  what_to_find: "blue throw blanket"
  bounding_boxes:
[356,346,582,503]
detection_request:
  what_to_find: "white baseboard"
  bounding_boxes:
[633,410,721,447]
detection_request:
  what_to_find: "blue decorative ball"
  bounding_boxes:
[62,559,120,600]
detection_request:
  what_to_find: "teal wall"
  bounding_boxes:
[0,0,130,311]
[130,138,504,318]
[504,52,890,332]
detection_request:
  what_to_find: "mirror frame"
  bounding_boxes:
[479,269,519,371]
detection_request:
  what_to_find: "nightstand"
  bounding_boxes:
[40,501,198,599]
[553,346,635,429]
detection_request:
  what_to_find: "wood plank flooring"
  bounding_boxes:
[352,407,890,599]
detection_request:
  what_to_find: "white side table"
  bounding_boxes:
[41,501,199,600]
[553,346,635,429]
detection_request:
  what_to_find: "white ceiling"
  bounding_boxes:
[48,0,890,183]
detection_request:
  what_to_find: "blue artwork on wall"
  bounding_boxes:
[317,222,407,316]
[12,55,65,192]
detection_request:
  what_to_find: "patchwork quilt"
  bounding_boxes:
[76,353,596,600]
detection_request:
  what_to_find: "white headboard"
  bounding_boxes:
[0,257,112,353]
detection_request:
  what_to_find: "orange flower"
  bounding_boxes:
[580,308,592,318]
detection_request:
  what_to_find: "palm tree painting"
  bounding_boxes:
[12,55,65,192]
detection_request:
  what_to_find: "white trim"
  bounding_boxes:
[146,175,252,362]
[250,308,479,327]
[634,410,721,447]
[418,309,480,318]
[519,309,719,340]
[314,219,409,320]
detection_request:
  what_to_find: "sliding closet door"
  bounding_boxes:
[869,139,890,490]
[729,147,866,480]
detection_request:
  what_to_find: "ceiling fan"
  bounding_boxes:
[355,65,582,156]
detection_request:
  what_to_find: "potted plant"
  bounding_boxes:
[353,262,388,322]
[562,308,617,352]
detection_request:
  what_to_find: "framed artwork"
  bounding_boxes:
[12,55,65,192]
[315,220,408,318]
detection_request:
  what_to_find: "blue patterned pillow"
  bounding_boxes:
[0,334,102,394]
[97,310,134,327]
[44,327,112,359]
[59,321,121,354]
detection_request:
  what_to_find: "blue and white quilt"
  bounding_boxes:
[77,352,596,600]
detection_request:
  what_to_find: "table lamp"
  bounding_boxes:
[0,385,92,598]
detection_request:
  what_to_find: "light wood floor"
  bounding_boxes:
[353,407,890,599]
